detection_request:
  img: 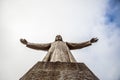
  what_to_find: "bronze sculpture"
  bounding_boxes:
[20,35,98,62]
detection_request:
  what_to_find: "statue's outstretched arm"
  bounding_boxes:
[66,38,98,50]
[20,39,51,51]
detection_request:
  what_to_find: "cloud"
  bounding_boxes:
[0,0,120,80]
[102,0,120,79]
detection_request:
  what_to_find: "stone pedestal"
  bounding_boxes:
[20,62,99,80]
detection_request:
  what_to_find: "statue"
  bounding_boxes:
[20,35,98,62]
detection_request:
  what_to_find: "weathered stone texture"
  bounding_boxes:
[20,62,99,80]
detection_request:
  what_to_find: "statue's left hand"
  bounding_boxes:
[20,39,28,45]
[90,38,98,43]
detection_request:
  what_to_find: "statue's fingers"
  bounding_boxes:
[20,39,25,43]
[23,39,25,41]
[94,37,97,40]
[95,38,98,42]
[20,39,23,42]
[96,37,98,40]
[95,37,98,40]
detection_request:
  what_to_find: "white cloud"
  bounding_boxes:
[0,0,120,80]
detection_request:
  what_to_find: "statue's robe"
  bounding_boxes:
[26,41,91,62]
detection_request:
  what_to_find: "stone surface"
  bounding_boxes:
[20,62,99,80]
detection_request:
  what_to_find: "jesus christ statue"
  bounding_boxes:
[20,35,98,62]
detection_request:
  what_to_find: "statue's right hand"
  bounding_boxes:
[20,39,28,45]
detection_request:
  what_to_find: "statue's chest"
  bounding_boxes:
[51,41,67,50]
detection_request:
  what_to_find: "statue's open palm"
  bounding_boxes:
[90,38,98,43]
[20,39,28,45]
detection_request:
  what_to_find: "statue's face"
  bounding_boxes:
[55,35,63,41]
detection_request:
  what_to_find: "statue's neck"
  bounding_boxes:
[55,41,63,42]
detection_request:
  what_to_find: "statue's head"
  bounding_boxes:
[55,35,63,41]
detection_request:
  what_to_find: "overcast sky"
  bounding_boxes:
[0,0,120,80]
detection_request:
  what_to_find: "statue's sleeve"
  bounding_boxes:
[66,41,91,50]
[26,42,51,51]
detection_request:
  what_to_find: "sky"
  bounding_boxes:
[0,0,120,80]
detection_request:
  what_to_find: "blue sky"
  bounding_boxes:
[105,0,120,27]
[0,0,120,80]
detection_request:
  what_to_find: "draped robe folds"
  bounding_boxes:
[26,41,91,62]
